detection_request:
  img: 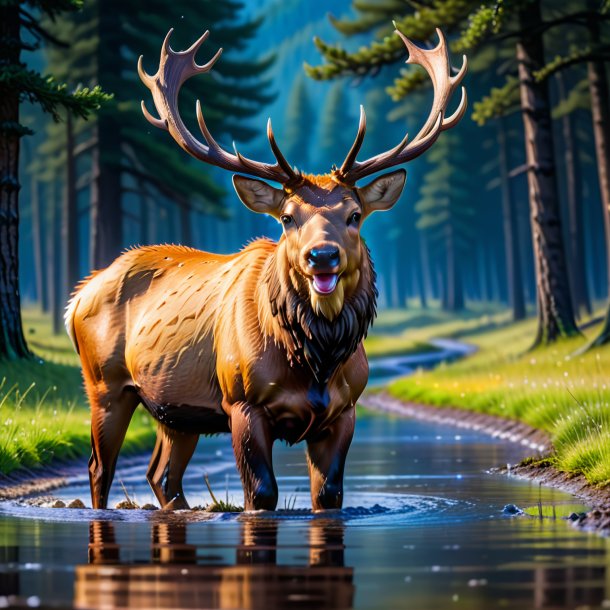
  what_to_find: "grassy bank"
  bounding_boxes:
[385,312,610,487]
[0,309,155,475]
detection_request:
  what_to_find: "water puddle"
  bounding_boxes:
[0,410,607,609]
[0,491,469,527]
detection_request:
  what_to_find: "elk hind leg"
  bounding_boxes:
[88,388,140,509]
[146,423,199,510]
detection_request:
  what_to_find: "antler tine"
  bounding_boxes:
[140,100,168,131]
[442,86,467,130]
[451,52,468,86]
[340,26,467,184]
[184,29,210,57]
[267,118,298,181]
[138,54,167,131]
[195,99,224,153]
[338,105,367,177]
[161,28,174,60]
[138,29,294,184]
[137,54,155,88]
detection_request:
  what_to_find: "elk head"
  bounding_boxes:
[138,27,467,321]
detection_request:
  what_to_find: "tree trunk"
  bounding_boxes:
[585,15,610,348]
[416,235,427,309]
[31,173,49,312]
[0,5,30,359]
[47,179,63,335]
[419,232,432,306]
[90,120,123,269]
[516,0,579,345]
[555,73,591,318]
[178,204,192,245]
[498,119,526,321]
[139,186,150,244]
[445,223,463,312]
[477,241,489,302]
[63,112,79,303]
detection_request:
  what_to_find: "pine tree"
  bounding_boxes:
[39,0,274,268]
[0,0,109,360]
[415,133,475,311]
[308,0,591,345]
[319,81,356,171]
[283,73,315,170]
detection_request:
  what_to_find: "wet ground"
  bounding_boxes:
[1,408,608,609]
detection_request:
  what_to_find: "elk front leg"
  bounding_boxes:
[306,407,355,510]
[230,402,277,511]
[146,423,199,510]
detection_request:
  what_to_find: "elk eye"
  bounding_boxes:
[348,212,361,226]
[280,214,293,226]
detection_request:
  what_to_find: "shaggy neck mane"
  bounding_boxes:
[259,244,377,385]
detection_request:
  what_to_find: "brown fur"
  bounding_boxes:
[67,173,398,510]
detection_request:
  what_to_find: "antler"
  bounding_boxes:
[138,29,298,184]
[337,27,468,184]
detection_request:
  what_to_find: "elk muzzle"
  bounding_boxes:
[307,244,341,295]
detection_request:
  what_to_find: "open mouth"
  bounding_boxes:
[311,273,338,295]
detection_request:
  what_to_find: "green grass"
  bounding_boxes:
[385,310,610,487]
[364,302,511,358]
[0,309,155,475]
[7,302,610,493]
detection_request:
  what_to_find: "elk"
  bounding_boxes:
[66,26,467,511]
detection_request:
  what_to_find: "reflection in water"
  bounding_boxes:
[4,417,610,609]
[75,518,354,610]
[532,564,606,609]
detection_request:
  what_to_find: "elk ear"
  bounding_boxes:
[357,169,406,215]
[233,175,284,217]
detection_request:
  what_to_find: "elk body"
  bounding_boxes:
[66,26,467,511]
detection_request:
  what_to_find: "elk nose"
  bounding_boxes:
[307,246,340,269]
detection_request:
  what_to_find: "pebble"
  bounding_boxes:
[502,504,523,516]
[115,500,138,509]
[67,499,86,509]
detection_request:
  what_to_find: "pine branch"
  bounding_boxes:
[552,78,590,119]
[19,0,83,19]
[329,12,387,37]
[534,44,610,82]
[386,69,426,101]
[20,8,69,47]
[458,5,609,51]
[0,120,34,137]
[471,75,520,125]
[307,0,476,81]
[1,64,111,121]
[455,3,502,51]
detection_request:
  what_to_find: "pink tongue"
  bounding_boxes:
[312,274,338,294]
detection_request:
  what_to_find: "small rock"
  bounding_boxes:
[141,503,158,511]
[115,499,139,509]
[51,500,66,509]
[502,504,523,516]
[67,499,86,509]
